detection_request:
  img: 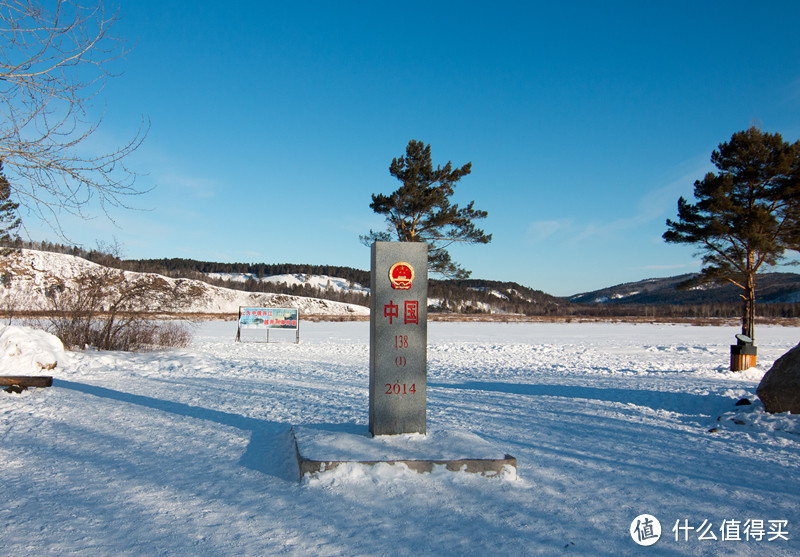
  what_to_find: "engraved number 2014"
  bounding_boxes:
[384,383,416,395]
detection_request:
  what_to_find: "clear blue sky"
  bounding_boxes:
[23,1,800,296]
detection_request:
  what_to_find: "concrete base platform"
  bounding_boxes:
[292,423,516,480]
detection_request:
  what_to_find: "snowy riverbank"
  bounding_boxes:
[1,321,799,555]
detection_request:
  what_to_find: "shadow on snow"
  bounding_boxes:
[429,381,734,415]
[54,379,298,482]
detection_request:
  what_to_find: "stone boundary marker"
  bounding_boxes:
[290,241,517,481]
[369,241,428,435]
[292,425,517,480]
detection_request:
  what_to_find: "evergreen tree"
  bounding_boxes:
[0,160,21,246]
[361,140,491,279]
[663,127,800,340]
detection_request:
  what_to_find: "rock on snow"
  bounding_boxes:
[757,341,800,414]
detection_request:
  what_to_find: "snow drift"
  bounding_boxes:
[0,324,65,373]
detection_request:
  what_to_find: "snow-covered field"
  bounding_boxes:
[2,320,800,556]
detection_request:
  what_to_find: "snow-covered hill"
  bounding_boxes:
[206,271,370,295]
[568,273,800,305]
[0,249,369,316]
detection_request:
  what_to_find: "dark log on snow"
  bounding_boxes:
[0,376,54,388]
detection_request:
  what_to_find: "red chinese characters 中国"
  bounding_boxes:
[383,300,421,325]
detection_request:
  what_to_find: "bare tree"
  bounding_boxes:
[46,266,203,351]
[0,0,148,232]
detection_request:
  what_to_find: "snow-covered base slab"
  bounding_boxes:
[292,423,517,480]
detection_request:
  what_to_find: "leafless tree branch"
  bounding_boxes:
[0,0,149,235]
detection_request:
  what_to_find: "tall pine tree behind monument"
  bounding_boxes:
[361,140,491,279]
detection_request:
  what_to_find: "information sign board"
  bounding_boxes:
[239,307,298,329]
[236,307,300,343]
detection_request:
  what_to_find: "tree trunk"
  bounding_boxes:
[743,273,756,341]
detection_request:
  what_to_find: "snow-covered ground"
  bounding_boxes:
[2,321,800,556]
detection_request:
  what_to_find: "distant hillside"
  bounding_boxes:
[126,258,371,287]
[125,257,567,315]
[0,249,370,316]
[568,273,800,305]
[0,241,568,315]
[4,240,800,319]
[428,278,565,315]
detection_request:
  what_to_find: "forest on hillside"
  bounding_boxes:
[124,256,569,314]
[5,239,800,319]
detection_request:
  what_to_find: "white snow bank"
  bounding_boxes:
[293,424,512,462]
[715,399,800,436]
[295,424,518,483]
[0,324,65,373]
[303,460,518,487]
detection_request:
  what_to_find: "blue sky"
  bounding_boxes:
[21,1,800,296]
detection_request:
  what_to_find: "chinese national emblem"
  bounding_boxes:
[389,262,414,290]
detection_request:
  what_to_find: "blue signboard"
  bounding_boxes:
[238,307,299,330]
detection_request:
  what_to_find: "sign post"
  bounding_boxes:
[369,241,428,436]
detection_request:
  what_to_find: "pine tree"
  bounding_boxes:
[361,140,491,278]
[663,127,800,340]
[0,161,21,246]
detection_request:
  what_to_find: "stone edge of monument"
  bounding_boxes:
[291,426,517,481]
